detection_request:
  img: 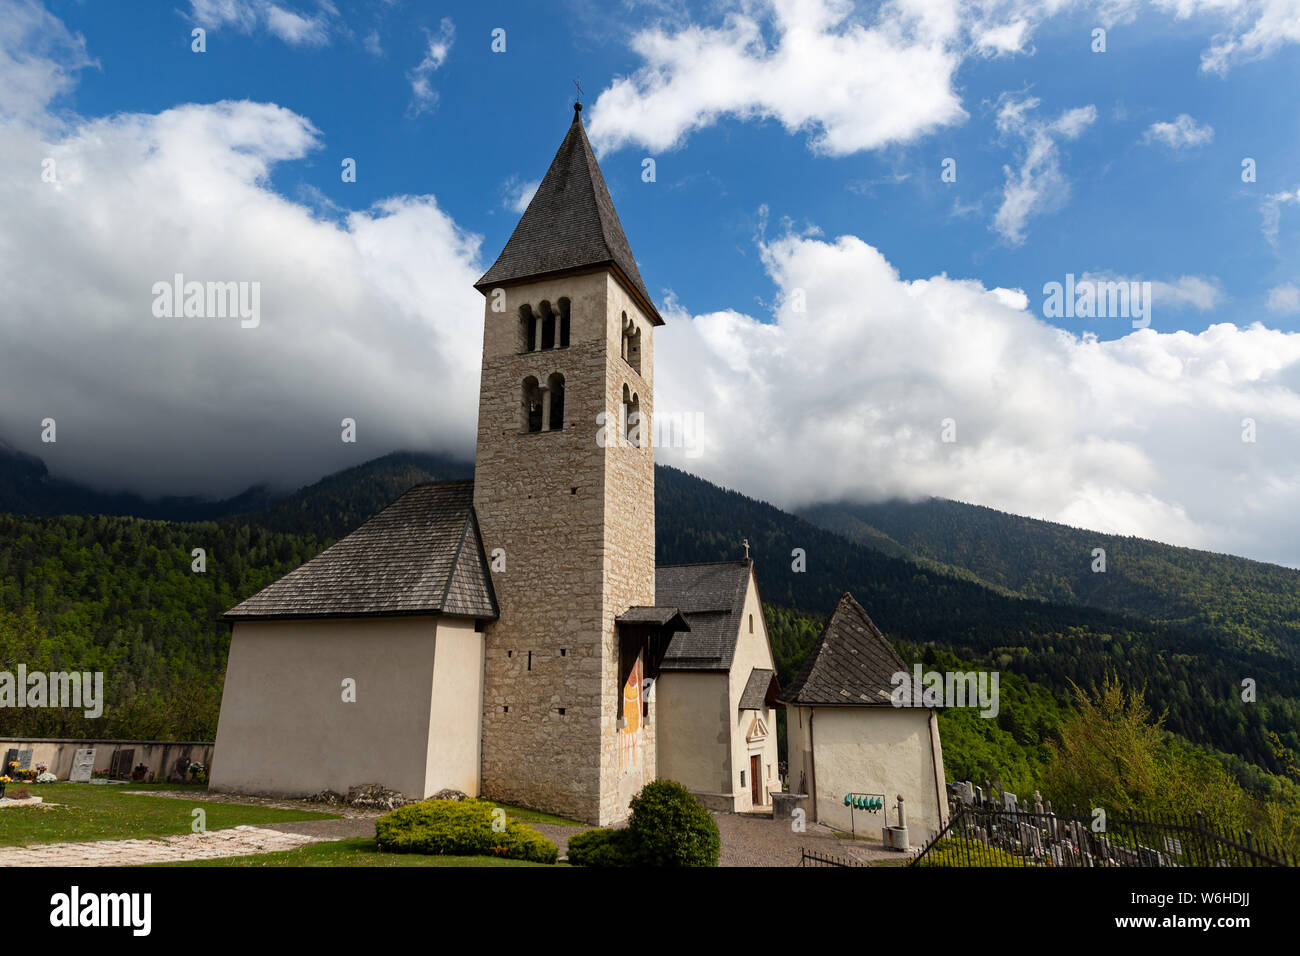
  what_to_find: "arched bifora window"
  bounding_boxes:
[622,383,641,447]
[547,373,565,430]
[621,312,642,374]
[522,376,543,433]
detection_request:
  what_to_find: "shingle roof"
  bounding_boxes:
[739,667,778,710]
[617,605,689,629]
[474,105,662,325]
[224,480,498,621]
[655,560,752,671]
[780,593,906,707]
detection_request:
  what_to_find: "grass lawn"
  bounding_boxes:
[492,802,586,827]
[148,837,565,867]
[0,784,339,847]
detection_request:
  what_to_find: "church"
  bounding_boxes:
[210,102,781,826]
[210,102,946,835]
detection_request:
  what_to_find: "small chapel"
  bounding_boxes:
[210,102,782,826]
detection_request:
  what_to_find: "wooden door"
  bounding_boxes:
[750,754,761,805]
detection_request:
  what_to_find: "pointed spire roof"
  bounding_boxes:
[780,593,908,707]
[475,103,662,325]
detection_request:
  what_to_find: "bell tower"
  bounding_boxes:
[472,103,664,825]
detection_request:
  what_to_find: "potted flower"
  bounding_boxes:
[0,775,11,799]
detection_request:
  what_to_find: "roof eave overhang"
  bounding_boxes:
[474,262,664,326]
[223,607,500,624]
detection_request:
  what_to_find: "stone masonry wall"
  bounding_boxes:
[474,271,656,825]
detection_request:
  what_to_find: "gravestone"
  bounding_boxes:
[1002,790,1018,811]
[1163,836,1183,858]
[69,748,96,783]
[5,748,33,773]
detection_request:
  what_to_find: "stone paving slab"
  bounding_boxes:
[1,825,318,867]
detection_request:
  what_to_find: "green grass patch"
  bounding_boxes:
[912,838,1028,867]
[148,837,564,867]
[490,802,586,827]
[0,784,338,847]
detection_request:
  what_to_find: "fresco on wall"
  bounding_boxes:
[619,651,643,772]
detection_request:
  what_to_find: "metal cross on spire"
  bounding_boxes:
[573,76,583,106]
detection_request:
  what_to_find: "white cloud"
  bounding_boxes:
[0,0,95,125]
[189,0,337,46]
[502,176,539,214]
[655,230,1300,565]
[1261,186,1300,243]
[587,0,971,157]
[0,9,484,498]
[1081,272,1226,312]
[586,1,1300,162]
[407,18,454,116]
[1148,0,1300,73]
[1267,283,1300,313]
[993,94,1097,245]
[1141,113,1214,148]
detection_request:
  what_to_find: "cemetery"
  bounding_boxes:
[909,780,1295,868]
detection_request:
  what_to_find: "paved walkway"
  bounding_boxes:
[2,825,318,867]
[2,789,916,867]
[713,812,915,866]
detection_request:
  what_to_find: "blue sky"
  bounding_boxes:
[49,1,1300,334]
[6,0,1300,564]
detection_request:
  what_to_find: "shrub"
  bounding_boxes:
[566,781,721,867]
[628,780,721,867]
[375,799,558,864]
[565,827,638,867]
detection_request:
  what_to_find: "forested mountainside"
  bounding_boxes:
[801,496,1300,657]
[1,448,1298,848]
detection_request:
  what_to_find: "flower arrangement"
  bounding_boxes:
[188,762,209,785]
[36,772,58,784]
[0,775,10,798]
[7,761,38,782]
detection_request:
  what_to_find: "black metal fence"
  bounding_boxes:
[799,848,865,867]
[911,801,1294,867]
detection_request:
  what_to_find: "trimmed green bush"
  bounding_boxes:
[566,780,720,867]
[375,799,558,864]
[628,780,721,867]
[565,827,638,867]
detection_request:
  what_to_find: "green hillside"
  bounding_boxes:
[801,497,1300,657]
[1,449,1298,842]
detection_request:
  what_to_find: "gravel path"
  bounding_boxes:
[714,812,915,866]
[2,826,317,867]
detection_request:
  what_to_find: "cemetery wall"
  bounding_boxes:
[0,738,214,782]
